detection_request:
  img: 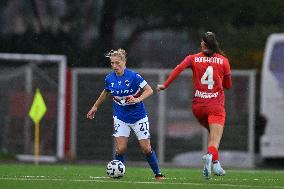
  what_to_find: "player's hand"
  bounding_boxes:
[87,106,98,119]
[126,95,140,104]
[156,84,166,92]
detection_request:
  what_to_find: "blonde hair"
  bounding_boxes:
[105,48,127,61]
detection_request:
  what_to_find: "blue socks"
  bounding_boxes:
[114,153,126,163]
[145,150,161,175]
[115,150,161,175]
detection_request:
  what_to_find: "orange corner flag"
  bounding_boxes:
[29,88,47,125]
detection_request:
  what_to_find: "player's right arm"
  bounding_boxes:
[87,89,109,119]
[157,55,192,92]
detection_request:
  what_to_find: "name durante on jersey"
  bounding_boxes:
[105,68,148,123]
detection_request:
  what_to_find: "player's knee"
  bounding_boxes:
[116,146,127,154]
[141,145,151,154]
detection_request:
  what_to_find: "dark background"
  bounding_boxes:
[0,0,283,70]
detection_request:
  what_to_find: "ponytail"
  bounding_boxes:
[202,32,226,57]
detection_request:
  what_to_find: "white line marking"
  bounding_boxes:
[0,176,283,189]
[89,176,109,179]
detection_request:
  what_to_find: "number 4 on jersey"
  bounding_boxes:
[201,66,214,89]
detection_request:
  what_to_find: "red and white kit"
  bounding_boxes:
[164,52,232,127]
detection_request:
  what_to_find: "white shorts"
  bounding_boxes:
[113,116,151,140]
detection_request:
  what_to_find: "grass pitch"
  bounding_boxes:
[0,164,284,189]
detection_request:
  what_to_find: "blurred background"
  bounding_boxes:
[0,0,283,168]
[1,0,283,68]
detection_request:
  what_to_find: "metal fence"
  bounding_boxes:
[71,68,255,167]
[0,53,66,162]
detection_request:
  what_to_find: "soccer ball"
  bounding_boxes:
[106,160,125,178]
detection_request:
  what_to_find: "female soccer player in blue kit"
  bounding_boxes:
[87,48,165,180]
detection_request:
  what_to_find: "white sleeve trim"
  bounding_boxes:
[139,80,147,88]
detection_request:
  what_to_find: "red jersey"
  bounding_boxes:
[164,52,232,106]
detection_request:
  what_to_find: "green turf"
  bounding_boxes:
[0,164,284,189]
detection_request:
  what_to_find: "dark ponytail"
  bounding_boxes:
[202,32,226,57]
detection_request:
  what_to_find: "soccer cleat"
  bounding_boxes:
[202,153,212,179]
[212,161,226,176]
[155,173,166,180]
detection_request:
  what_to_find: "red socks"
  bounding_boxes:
[207,146,219,161]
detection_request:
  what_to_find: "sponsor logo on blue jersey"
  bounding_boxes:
[105,68,147,123]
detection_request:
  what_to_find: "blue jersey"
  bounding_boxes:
[104,68,148,123]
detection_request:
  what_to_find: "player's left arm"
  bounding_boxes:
[222,59,232,89]
[138,84,153,101]
[126,84,153,103]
